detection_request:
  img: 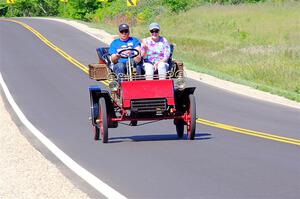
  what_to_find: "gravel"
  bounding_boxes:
[0,94,92,199]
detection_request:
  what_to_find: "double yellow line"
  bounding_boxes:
[197,118,300,146]
[2,19,299,146]
[1,19,88,74]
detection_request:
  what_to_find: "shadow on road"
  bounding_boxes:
[108,133,212,143]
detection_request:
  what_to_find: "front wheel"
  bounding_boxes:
[93,126,100,140]
[99,97,108,143]
[187,94,196,140]
[175,120,184,138]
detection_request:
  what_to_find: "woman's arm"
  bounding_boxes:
[141,39,148,58]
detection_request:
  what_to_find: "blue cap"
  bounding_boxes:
[149,22,160,31]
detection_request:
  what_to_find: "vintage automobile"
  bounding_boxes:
[88,46,196,143]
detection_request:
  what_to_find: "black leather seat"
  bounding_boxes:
[96,47,111,66]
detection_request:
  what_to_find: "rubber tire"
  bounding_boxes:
[99,97,108,143]
[175,120,184,138]
[93,126,100,140]
[187,94,196,140]
[130,120,138,126]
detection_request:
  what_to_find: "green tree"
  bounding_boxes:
[60,0,101,20]
[5,0,59,17]
[11,0,39,17]
[0,2,8,17]
[39,0,59,16]
[163,0,189,13]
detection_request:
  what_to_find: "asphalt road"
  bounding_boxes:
[1,18,299,199]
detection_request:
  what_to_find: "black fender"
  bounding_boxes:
[174,87,196,113]
[89,85,118,128]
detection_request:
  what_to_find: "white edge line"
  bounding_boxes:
[0,72,127,199]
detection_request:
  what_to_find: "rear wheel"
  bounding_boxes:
[175,120,184,138]
[129,120,137,126]
[187,94,196,140]
[99,97,108,143]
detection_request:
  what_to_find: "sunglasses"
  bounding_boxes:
[120,29,129,34]
[150,29,159,33]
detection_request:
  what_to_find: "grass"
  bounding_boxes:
[156,2,300,102]
[87,1,300,102]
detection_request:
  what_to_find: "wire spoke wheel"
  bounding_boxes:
[99,97,108,143]
[187,94,196,140]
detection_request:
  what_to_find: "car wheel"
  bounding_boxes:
[93,126,100,140]
[187,94,196,140]
[99,97,108,143]
[175,120,184,138]
[129,120,138,126]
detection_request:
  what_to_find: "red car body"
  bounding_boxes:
[121,79,175,108]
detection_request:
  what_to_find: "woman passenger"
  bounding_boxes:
[141,23,171,80]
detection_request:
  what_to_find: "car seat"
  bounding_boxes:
[167,44,174,71]
[96,47,112,70]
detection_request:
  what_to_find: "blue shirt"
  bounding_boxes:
[109,37,141,63]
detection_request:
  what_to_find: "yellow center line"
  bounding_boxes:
[2,19,299,146]
[197,118,300,146]
[1,19,90,75]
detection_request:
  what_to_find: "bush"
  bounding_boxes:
[41,0,59,16]
[1,0,59,17]
[93,0,126,23]
[0,0,270,20]
[59,0,100,21]
[163,0,189,13]
[0,3,8,16]
[7,0,39,17]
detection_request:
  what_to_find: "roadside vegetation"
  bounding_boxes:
[156,2,300,102]
[1,0,299,102]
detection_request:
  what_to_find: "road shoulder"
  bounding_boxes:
[0,90,93,199]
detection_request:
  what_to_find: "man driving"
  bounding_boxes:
[109,24,142,76]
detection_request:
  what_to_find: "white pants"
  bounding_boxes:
[143,62,168,80]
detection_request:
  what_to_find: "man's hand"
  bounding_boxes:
[134,46,141,64]
[111,53,121,64]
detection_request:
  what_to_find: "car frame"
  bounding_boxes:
[89,46,196,143]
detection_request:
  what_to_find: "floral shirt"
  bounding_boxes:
[141,36,170,64]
